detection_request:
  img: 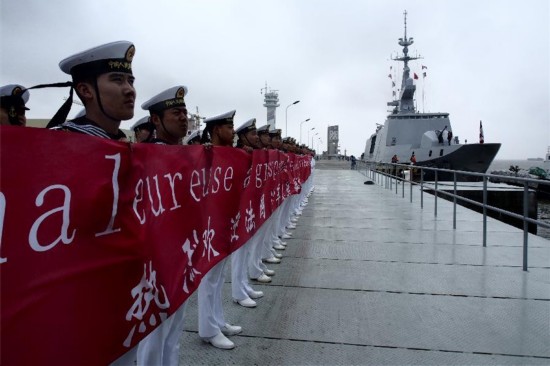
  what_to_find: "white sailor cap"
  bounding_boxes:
[0,84,30,110]
[185,129,201,144]
[269,128,282,136]
[59,40,135,79]
[131,116,151,130]
[141,86,188,112]
[235,118,256,135]
[74,108,86,118]
[256,124,270,135]
[204,110,236,126]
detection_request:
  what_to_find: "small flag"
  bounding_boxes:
[413,73,419,80]
[423,72,427,78]
[479,120,484,144]
[388,74,392,79]
[422,65,428,69]
[392,81,395,87]
[390,66,393,70]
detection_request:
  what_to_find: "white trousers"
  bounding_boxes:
[198,257,228,338]
[136,302,187,366]
[231,240,254,300]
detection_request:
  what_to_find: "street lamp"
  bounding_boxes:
[307,127,315,147]
[299,118,310,145]
[311,132,319,148]
[285,100,300,137]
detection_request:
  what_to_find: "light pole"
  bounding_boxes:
[285,100,300,137]
[307,127,315,148]
[311,132,319,148]
[299,118,310,145]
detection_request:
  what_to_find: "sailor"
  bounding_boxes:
[130,116,154,143]
[256,124,272,149]
[410,151,416,164]
[48,41,137,366]
[0,84,30,126]
[141,86,188,145]
[198,110,242,350]
[133,86,189,366]
[51,40,136,140]
[235,118,260,152]
[269,128,283,150]
[185,129,201,145]
[438,125,447,144]
[231,118,265,308]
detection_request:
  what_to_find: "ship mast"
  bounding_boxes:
[391,10,421,114]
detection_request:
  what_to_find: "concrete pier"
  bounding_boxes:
[178,160,550,365]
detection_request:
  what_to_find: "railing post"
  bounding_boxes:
[434,170,438,217]
[410,170,413,203]
[453,171,457,230]
[420,168,424,209]
[483,176,487,247]
[523,182,529,271]
[402,168,405,198]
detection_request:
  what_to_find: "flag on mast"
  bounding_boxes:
[479,120,484,144]
[422,65,428,69]
[413,73,419,80]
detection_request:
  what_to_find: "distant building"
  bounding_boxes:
[327,125,340,159]
[262,85,279,130]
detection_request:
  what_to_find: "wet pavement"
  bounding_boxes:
[178,160,550,365]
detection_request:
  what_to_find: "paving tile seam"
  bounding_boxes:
[288,237,549,249]
[274,255,550,270]
[256,283,550,302]
[180,330,550,360]
[296,225,520,233]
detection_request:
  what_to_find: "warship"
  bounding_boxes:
[363,12,501,181]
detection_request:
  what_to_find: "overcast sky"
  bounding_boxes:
[1,0,548,159]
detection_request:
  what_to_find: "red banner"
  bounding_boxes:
[0,126,311,365]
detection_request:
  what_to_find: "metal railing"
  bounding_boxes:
[357,161,550,271]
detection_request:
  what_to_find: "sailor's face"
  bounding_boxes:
[96,72,136,121]
[215,123,235,146]
[0,106,27,126]
[243,129,260,148]
[259,133,271,147]
[161,106,188,139]
[271,135,282,148]
[135,127,151,143]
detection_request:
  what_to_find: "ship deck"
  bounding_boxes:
[179,159,550,365]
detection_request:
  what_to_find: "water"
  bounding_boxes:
[489,159,550,239]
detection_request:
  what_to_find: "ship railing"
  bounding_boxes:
[356,161,550,271]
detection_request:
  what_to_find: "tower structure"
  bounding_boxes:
[327,125,339,158]
[261,82,280,130]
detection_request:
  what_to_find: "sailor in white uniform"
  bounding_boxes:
[198,110,242,350]
[231,118,265,308]
[50,40,136,141]
[0,84,30,127]
[185,129,201,145]
[49,41,138,365]
[135,86,190,366]
[131,115,154,143]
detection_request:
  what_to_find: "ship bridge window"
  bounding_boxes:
[429,150,432,157]
[369,135,377,154]
[440,149,444,156]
